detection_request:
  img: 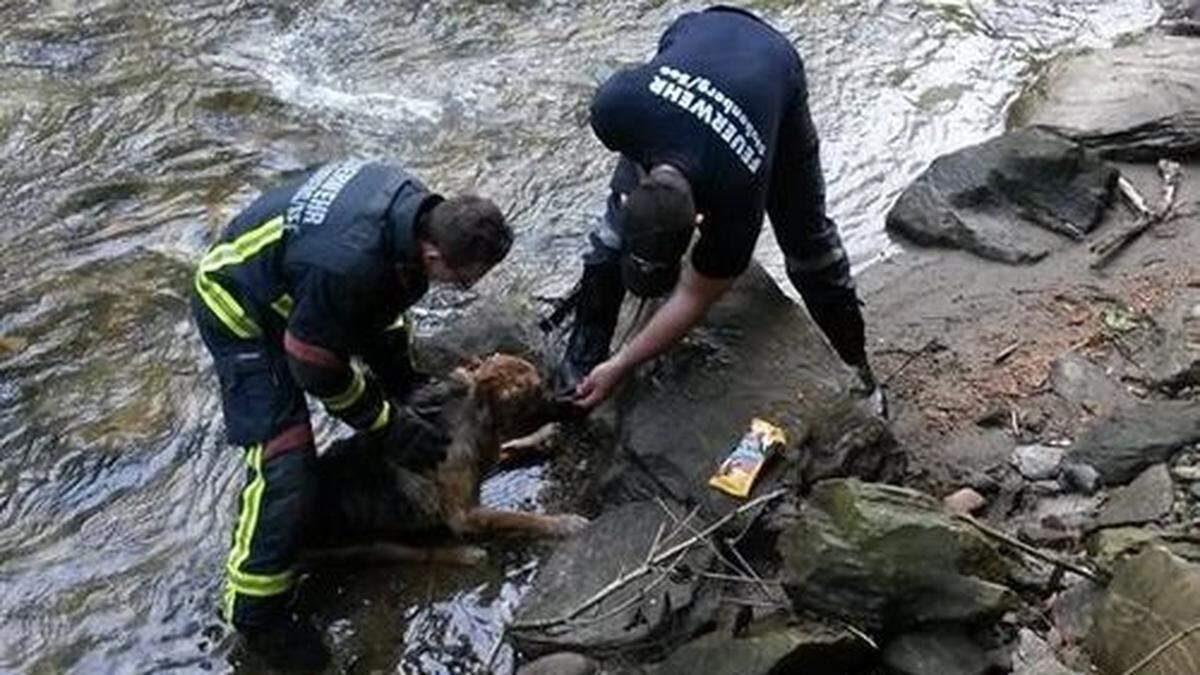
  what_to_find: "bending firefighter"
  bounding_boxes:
[560,6,881,411]
[191,160,512,668]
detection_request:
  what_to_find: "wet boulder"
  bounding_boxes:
[510,500,716,659]
[1065,401,1200,485]
[1089,547,1200,674]
[885,128,1116,264]
[1013,33,1200,160]
[600,264,897,522]
[652,617,873,675]
[777,479,1018,633]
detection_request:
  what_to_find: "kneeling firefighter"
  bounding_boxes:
[192,160,513,669]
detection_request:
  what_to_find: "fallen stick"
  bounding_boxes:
[954,514,1104,583]
[511,488,788,631]
[993,340,1021,365]
[1120,619,1200,675]
[1091,161,1183,269]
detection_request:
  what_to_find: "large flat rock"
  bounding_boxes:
[885,129,1115,264]
[1014,34,1200,160]
[510,500,716,658]
[600,264,896,523]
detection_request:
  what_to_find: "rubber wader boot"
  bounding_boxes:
[806,300,888,417]
[557,262,626,395]
[239,614,331,672]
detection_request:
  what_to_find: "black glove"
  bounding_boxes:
[380,402,449,472]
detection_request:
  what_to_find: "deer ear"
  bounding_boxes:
[462,355,484,370]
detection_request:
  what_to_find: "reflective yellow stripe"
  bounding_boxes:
[195,217,286,340]
[223,445,270,620]
[227,566,295,598]
[270,293,293,318]
[322,364,366,411]
[368,399,391,432]
[201,217,285,274]
[194,272,261,339]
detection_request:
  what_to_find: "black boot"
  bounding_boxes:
[805,300,888,417]
[238,614,331,672]
[556,262,626,394]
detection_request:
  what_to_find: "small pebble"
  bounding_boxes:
[944,487,987,515]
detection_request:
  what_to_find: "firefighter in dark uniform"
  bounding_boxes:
[560,6,881,412]
[191,160,512,668]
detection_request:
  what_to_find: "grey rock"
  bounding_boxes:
[1059,463,1100,495]
[1096,464,1174,528]
[1050,353,1132,418]
[517,653,598,675]
[885,128,1115,264]
[1050,581,1106,646]
[1012,629,1079,675]
[652,618,872,675]
[1065,401,1200,486]
[778,479,1017,632]
[883,626,991,675]
[603,264,897,521]
[1013,444,1065,481]
[1089,547,1200,674]
[1141,290,1200,395]
[1192,483,1200,500]
[1014,34,1200,160]
[511,501,715,658]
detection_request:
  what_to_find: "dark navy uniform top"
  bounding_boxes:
[194,160,439,434]
[589,6,803,279]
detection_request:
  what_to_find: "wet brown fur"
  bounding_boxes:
[305,354,585,565]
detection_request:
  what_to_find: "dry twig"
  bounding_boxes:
[511,489,788,631]
[1092,161,1183,269]
[1120,620,1200,675]
[954,514,1103,583]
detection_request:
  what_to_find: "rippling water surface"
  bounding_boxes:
[0,0,1162,672]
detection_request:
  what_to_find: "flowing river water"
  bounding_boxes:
[0,0,1164,672]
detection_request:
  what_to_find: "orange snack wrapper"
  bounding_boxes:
[708,418,788,498]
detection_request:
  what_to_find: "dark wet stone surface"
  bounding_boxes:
[885,129,1116,264]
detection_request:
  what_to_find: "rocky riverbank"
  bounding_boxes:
[428,18,1200,675]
